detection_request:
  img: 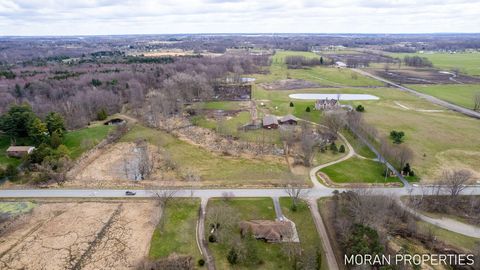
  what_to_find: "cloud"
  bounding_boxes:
[0,0,478,35]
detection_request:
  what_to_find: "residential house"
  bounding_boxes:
[239,220,293,243]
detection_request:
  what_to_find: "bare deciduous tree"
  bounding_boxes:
[393,144,414,171]
[284,178,308,210]
[136,139,155,180]
[206,203,239,244]
[323,110,346,139]
[440,169,473,200]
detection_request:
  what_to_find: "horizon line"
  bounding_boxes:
[2,32,480,38]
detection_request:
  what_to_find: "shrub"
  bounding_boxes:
[227,247,238,265]
[356,104,365,112]
[5,164,18,180]
[96,108,108,121]
[290,101,294,107]
[330,142,338,153]
[208,234,217,243]
[305,106,311,112]
[198,259,205,266]
[339,145,346,153]
[390,130,405,144]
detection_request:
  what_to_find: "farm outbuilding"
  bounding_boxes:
[262,115,279,129]
[6,146,35,158]
[279,114,298,125]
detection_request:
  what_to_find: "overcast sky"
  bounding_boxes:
[0,0,479,36]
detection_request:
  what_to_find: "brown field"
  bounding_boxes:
[0,201,158,270]
[369,67,480,84]
[67,142,177,188]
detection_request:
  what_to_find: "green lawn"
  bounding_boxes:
[321,157,395,184]
[207,198,291,270]
[149,199,201,261]
[63,125,113,159]
[253,50,384,87]
[121,124,297,186]
[280,198,328,270]
[409,84,480,110]
[341,129,377,159]
[387,52,480,76]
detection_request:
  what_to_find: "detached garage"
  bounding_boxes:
[6,146,35,158]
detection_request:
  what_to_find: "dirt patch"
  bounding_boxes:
[0,201,158,270]
[369,68,480,84]
[260,79,326,90]
[67,142,177,188]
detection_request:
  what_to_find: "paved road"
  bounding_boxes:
[1,186,479,199]
[397,198,480,238]
[309,132,356,188]
[352,68,480,119]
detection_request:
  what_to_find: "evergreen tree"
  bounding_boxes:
[0,104,36,138]
[45,112,66,137]
[305,106,311,112]
[97,108,108,120]
[290,101,294,107]
[50,130,62,148]
[339,145,346,153]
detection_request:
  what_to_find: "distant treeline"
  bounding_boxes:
[285,56,329,68]
[403,56,433,67]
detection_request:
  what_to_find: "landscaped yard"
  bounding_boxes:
[320,157,393,184]
[63,124,113,159]
[280,198,327,270]
[149,199,201,262]
[258,85,480,181]
[206,198,292,270]
[121,124,297,186]
[409,84,480,110]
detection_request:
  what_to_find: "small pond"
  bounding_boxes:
[288,93,379,100]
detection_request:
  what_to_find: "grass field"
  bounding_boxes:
[63,125,113,159]
[409,84,480,109]
[320,157,395,183]
[387,52,480,76]
[279,198,328,270]
[121,124,297,186]
[253,51,384,87]
[149,199,201,262]
[207,198,291,270]
[341,129,377,159]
